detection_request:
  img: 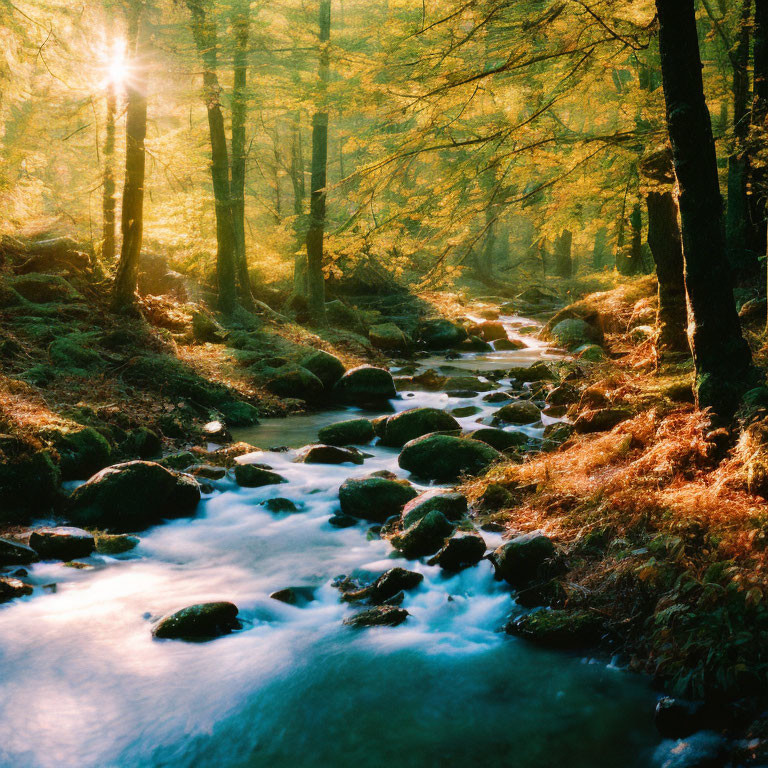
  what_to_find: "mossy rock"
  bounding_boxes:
[381,407,461,447]
[369,323,410,351]
[158,451,198,471]
[574,344,606,362]
[333,365,397,405]
[0,449,61,523]
[9,273,81,304]
[300,349,346,389]
[389,509,456,558]
[418,319,468,349]
[427,534,487,571]
[49,334,104,375]
[67,461,201,532]
[490,533,556,588]
[266,365,324,401]
[95,533,140,555]
[548,319,601,350]
[464,428,528,451]
[191,311,226,343]
[234,464,288,487]
[507,362,555,383]
[318,418,375,446]
[506,609,604,649]
[398,434,501,482]
[45,425,112,480]
[494,401,541,425]
[339,476,418,522]
[124,427,162,459]
[325,300,364,331]
[401,490,468,528]
[218,401,260,427]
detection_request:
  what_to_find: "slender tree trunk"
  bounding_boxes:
[656,0,755,416]
[231,0,255,310]
[647,191,688,354]
[750,0,768,263]
[272,126,282,223]
[554,230,573,278]
[290,111,308,296]
[726,0,755,278]
[626,203,644,276]
[111,2,147,313]
[102,75,117,262]
[305,0,331,326]
[187,0,238,315]
[592,227,607,270]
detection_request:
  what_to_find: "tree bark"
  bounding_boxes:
[726,0,756,278]
[655,0,755,416]
[749,0,768,262]
[102,75,117,263]
[592,227,607,270]
[305,0,331,326]
[111,1,147,313]
[289,111,308,296]
[187,0,238,315]
[626,203,644,276]
[553,230,573,278]
[230,0,255,310]
[646,190,688,354]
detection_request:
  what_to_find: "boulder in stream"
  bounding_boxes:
[369,323,411,351]
[0,537,38,566]
[505,609,603,649]
[260,497,299,513]
[398,434,501,482]
[490,533,557,588]
[317,418,375,446]
[493,401,541,425]
[266,365,324,401]
[300,350,346,389]
[339,475,418,522]
[270,587,316,607]
[380,407,461,447]
[29,526,95,561]
[68,461,201,533]
[95,533,140,555]
[343,605,409,628]
[341,567,424,604]
[464,428,528,452]
[427,534,487,571]
[235,464,288,487]
[389,510,456,558]
[152,601,241,641]
[294,444,364,465]
[418,319,468,349]
[401,490,468,527]
[333,365,397,405]
[0,577,33,604]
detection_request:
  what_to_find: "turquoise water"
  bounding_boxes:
[0,313,663,768]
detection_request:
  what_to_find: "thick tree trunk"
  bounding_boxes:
[187,0,238,315]
[726,0,755,277]
[553,230,573,278]
[231,0,254,310]
[111,2,147,313]
[647,191,688,354]
[656,0,755,416]
[102,77,117,262]
[305,0,331,326]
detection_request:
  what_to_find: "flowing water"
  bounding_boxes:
[0,312,665,768]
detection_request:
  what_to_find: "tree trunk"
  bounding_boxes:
[646,191,688,354]
[305,0,331,326]
[626,203,644,276]
[290,111,308,296]
[592,227,607,270]
[655,0,755,416]
[726,0,756,278]
[230,0,255,310]
[554,230,573,278]
[187,0,238,315]
[749,0,768,263]
[111,2,147,313]
[102,75,117,262]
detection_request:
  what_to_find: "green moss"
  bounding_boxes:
[45,425,112,480]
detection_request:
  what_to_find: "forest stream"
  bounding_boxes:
[0,309,670,768]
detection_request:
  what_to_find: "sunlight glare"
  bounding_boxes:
[105,37,128,88]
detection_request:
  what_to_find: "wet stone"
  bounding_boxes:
[261,498,299,513]
[343,605,409,628]
[29,526,95,561]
